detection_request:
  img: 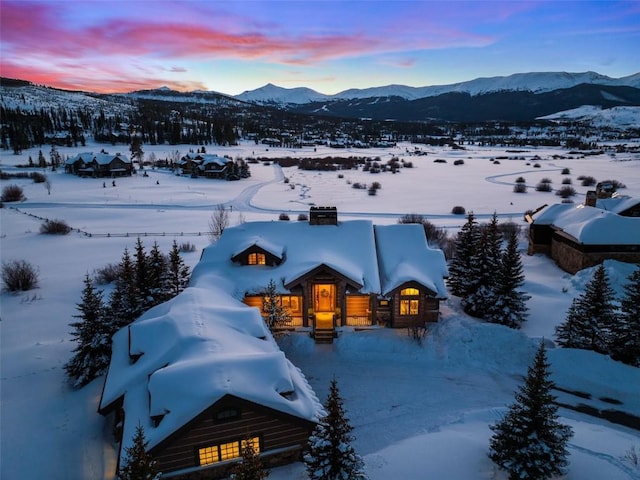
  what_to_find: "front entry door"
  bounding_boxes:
[314,284,335,312]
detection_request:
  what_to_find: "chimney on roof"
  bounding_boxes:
[309,206,338,225]
[585,190,597,207]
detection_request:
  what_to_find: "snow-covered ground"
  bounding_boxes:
[1,140,639,480]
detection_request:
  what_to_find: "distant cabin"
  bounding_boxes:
[65,152,132,177]
[527,195,640,274]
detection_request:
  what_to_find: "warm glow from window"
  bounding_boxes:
[198,437,260,466]
[220,441,240,460]
[400,299,419,315]
[199,446,219,465]
[248,253,266,265]
[400,287,420,296]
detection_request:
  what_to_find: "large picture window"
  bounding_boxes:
[198,436,261,466]
[399,287,420,316]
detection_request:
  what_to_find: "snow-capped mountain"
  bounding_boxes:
[235,83,331,104]
[235,71,640,105]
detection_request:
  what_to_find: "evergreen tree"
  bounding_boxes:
[262,278,291,333]
[304,378,366,480]
[489,341,573,480]
[609,268,640,366]
[231,437,269,480]
[554,264,616,354]
[64,274,111,387]
[118,423,159,480]
[486,231,529,328]
[107,248,141,331]
[447,212,481,298]
[164,240,190,298]
[146,241,167,305]
[463,212,502,317]
[134,237,153,311]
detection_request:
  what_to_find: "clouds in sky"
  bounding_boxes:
[1,1,638,94]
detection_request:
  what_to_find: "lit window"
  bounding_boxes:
[220,441,241,460]
[199,445,220,465]
[400,287,420,296]
[248,253,266,265]
[400,299,419,315]
[197,437,260,466]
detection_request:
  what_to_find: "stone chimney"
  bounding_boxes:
[309,206,338,225]
[585,190,597,207]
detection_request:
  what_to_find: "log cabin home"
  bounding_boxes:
[99,285,322,479]
[527,195,640,274]
[196,207,449,342]
[99,208,447,478]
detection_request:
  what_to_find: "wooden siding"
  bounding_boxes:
[232,246,282,266]
[150,395,314,477]
[551,232,640,274]
[345,295,372,326]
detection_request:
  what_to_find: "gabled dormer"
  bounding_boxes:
[231,240,284,267]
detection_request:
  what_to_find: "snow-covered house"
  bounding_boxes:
[99,209,447,478]
[99,284,322,479]
[198,154,232,179]
[65,151,132,177]
[527,195,640,273]
[194,207,449,341]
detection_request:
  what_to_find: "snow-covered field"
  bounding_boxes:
[1,140,639,480]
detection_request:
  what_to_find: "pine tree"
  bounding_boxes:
[231,436,268,480]
[262,278,291,333]
[304,378,366,480]
[486,231,529,328]
[64,274,111,387]
[609,268,640,366]
[134,237,153,311]
[489,341,573,480]
[146,241,167,305]
[447,212,481,298]
[118,423,159,480]
[107,248,142,332]
[164,240,190,298]
[554,264,616,354]
[463,212,502,317]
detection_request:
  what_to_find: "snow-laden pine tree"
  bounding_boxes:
[463,212,502,317]
[447,212,481,298]
[304,378,366,480]
[262,278,291,333]
[146,241,167,305]
[231,437,268,480]
[118,423,160,480]
[489,341,573,480]
[107,247,142,331]
[64,274,111,387]
[134,237,153,312]
[485,231,529,328]
[609,268,640,366]
[554,264,616,354]
[164,240,190,298]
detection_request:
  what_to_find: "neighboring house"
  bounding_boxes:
[178,152,204,176]
[527,195,640,274]
[65,152,132,177]
[199,154,233,178]
[99,285,321,479]
[195,207,449,342]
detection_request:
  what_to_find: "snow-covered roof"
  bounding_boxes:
[596,195,640,215]
[100,282,322,459]
[65,152,94,164]
[533,202,640,244]
[374,224,448,297]
[94,153,130,165]
[194,220,383,294]
[200,154,229,167]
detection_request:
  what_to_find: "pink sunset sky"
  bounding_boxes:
[1,0,638,95]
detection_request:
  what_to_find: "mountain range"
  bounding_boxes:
[2,71,640,124]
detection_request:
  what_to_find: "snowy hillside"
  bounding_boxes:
[539,105,640,127]
[235,71,640,104]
